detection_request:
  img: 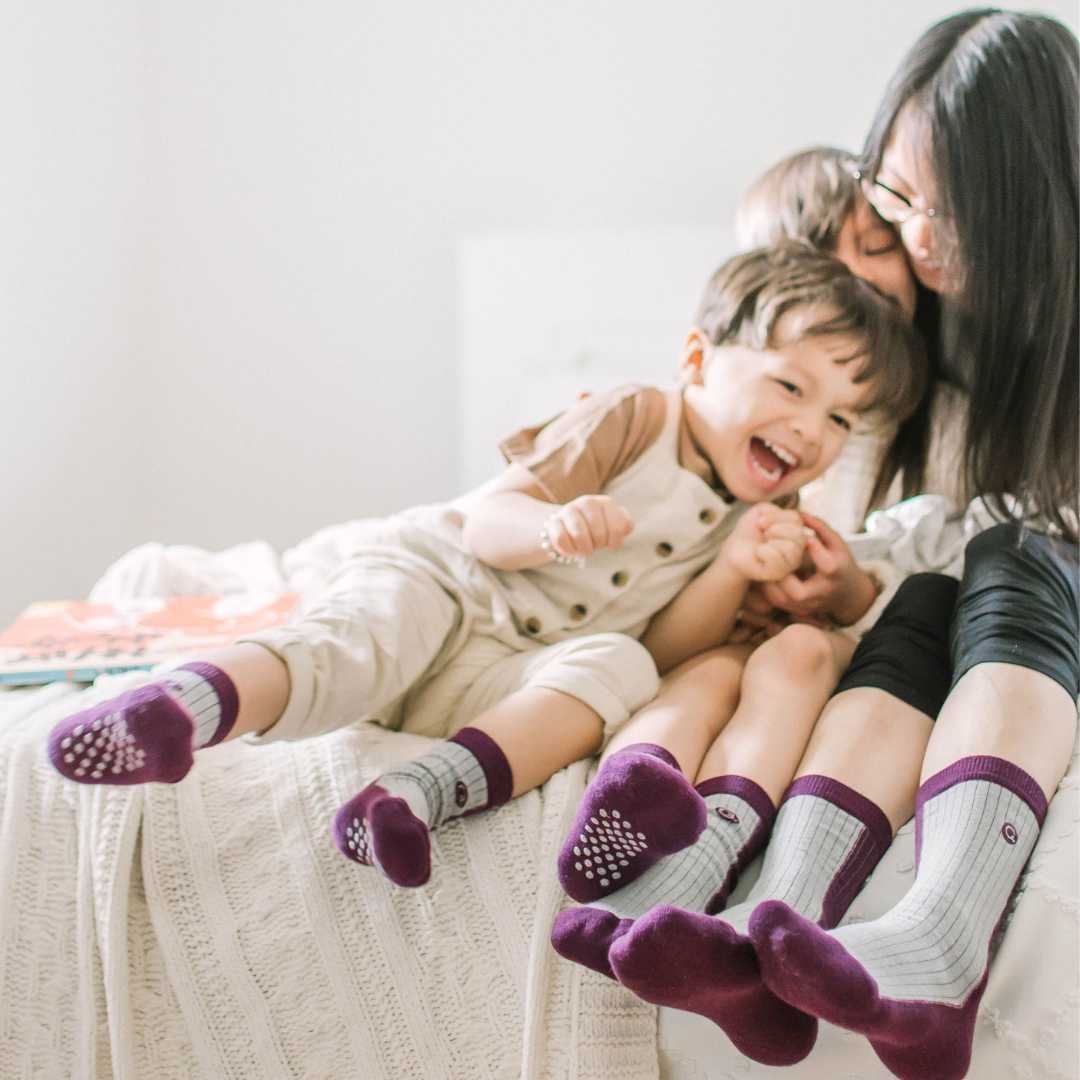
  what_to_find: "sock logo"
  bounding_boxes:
[454,781,468,808]
[716,807,740,825]
[1001,822,1018,845]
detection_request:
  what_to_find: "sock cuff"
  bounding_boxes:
[450,727,514,808]
[175,661,239,747]
[696,774,776,827]
[615,742,680,771]
[918,755,1048,826]
[783,774,893,854]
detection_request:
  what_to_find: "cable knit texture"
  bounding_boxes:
[1,679,657,1080]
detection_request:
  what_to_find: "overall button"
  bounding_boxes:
[569,604,588,621]
[699,508,716,524]
[611,570,629,587]
[524,616,542,635]
[656,541,673,557]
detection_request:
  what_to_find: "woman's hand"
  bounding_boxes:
[756,511,878,626]
[720,504,807,582]
[545,495,634,560]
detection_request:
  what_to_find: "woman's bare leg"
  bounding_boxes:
[921,662,1076,797]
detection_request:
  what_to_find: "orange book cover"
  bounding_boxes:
[0,595,298,685]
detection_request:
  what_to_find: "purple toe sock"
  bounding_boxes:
[750,900,881,1027]
[609,905,818,1067]
[550,907,633,979]
[47,684,199,785]
[332,782,431,888]
[558,743,707,903]
[749,901,986,1080]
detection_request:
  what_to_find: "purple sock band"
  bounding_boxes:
[783,775,892,853]
[176,661,239,747]
[696,775,777,828]
[915,755,1048,867]
[616,742,681,771]
[918,755,1048,825]
[450,727,514,808]
[782,775,893,929]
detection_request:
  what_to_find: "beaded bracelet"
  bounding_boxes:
[539,515,586,568]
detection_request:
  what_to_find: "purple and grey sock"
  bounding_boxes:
[46,662,238,785]
[332,726,514,887]
[750,757,1047,1080]
[551,775,773,976]
[557,743,708,903]
[607,775,892,1067]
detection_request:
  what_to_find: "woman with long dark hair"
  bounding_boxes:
[557,10,1078,1079]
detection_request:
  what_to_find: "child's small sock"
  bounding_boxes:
[551,775,774,975]
[750,757,1046,1080]
[46,662,238,785]
[557,743,708,902]
[332,726,514,887]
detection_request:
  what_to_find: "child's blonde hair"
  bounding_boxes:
[735,147,858,252]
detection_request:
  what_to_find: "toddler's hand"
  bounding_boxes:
[721,503,806,583]
[756,511,878,625]
[546,495,634,559]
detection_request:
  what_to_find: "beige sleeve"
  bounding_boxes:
[498,384,668,504]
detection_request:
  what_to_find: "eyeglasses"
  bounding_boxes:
[852,169,941,227]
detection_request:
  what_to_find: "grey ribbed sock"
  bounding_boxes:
[720,775,892,934]
[827,771,1040,1003]
[160,666,230,749]
[593,778,774,920]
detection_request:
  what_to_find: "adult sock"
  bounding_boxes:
[750,757,1046,1080]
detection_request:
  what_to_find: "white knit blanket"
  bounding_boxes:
[0,680,657,1080]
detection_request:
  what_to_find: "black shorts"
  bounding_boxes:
[835,523,1079,719]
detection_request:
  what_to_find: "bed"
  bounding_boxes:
[1,530,1076,1080]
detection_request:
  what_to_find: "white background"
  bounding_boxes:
[2,0,1076,625]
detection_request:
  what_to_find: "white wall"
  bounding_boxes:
[3,0,1077,625]
[1,1,148,624]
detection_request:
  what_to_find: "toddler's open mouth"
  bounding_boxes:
[747,436,798,490]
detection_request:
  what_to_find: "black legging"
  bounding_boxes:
[836,523,1080,719]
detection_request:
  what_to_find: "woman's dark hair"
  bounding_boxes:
[862,9,1079,539]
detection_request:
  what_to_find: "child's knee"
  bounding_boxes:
[747,624,836,684]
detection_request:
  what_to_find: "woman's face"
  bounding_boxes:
[832,196,918,318]
[875,111,957,295]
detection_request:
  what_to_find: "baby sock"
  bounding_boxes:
[551,775,773,975]
[46,662,238,785]
[750,757,1046,1080]
[332,726,514,887]
[606,775,891,1067]
[557,743,708,903]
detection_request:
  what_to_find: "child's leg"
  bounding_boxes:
[334,633,660,886]
[556,627,850,955]
[47,547,464,786]
[558,645,753,902]
[554,626,850,1067]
